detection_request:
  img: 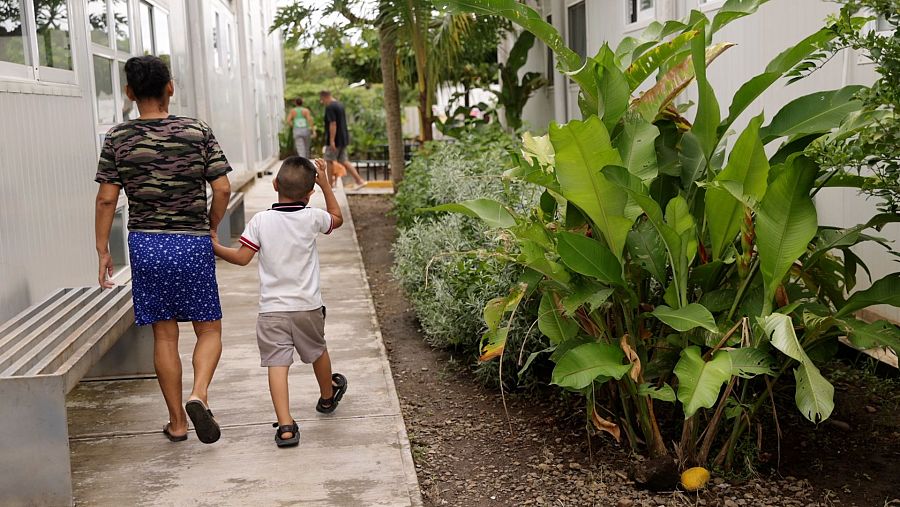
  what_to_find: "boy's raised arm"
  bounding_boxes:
[314,158,344,230]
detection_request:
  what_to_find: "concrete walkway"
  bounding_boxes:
[67,178,422,506]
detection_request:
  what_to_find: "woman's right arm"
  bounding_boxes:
[95,183,121,288]
[286,109,295,126]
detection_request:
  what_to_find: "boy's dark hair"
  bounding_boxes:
[124,55,171,100]
[319,90,331,98]
[294,97,304,106]
[276,156,317,201]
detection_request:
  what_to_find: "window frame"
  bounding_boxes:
[0,0,78,85]
[625,0,656,30]
[89,0,142,141]
[698,0,726,12]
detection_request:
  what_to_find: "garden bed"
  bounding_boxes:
[349,194,900,507]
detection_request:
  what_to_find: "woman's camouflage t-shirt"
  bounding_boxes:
[95,116,232,233]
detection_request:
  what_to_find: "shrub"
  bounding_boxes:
[393,127,523,228]
[392,126,545,385]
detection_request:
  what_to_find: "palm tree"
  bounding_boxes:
[380,0,473,142]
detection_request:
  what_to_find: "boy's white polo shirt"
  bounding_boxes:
[238,201,334,313]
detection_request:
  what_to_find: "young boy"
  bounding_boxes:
[213,156,348,448]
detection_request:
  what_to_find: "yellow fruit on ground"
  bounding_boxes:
[680,467,711,491]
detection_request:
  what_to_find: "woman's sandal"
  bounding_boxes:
[163,423,188,442]
[273,421,300,448]
[185,399,221,444]
[316,373,348,414]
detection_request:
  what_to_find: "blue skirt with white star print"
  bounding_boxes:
[128,231,223,326]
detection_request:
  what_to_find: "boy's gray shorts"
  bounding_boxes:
[256,308,327,367]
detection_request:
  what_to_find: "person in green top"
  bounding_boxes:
[286,97,315,158]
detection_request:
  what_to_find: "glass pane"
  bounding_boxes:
[93,55,116,124]
[113,0,130,52]
[225,21,232,70]
[0,0,29,65]
[139,1,153,54]
[118,60,134,121]
[87,0,109,46]
[154,9,170,65]
[213,12,220,69]
[546,14,554,86]
[640,0,654,11]
[567,2,586,59]
[34,0,73,70]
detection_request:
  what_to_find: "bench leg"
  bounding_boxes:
[230,205,245,243]
[84,324,156,380]
[0,376,73,506]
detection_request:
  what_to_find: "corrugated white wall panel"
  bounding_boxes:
[0,92,99,321]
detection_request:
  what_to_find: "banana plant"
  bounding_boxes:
[438,0,900,467]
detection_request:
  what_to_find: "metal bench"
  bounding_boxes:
[0,285,154,506]
[215,191,245,246]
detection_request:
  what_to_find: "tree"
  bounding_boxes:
[811,0,900,212]
[273,1,406,183]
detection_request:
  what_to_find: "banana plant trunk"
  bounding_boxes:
[378,23,406,183]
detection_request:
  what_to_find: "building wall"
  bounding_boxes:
[0,0,284,321]
[518,0,898,321]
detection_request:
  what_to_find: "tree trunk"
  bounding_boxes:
[419,88,433,142]
[378,24,405,184]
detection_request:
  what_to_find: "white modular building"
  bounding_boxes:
[0,0,285,321]
[508,0,898,322]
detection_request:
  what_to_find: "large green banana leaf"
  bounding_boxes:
[550,117,632,260]
[756,156,818,314]
[674,345,733,418]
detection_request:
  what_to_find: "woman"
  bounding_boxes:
[94,55,230,445]
[286,97,315,158]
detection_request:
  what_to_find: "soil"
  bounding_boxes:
[348,194,900,507]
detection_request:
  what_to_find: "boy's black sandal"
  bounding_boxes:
[273,421,300,447]
[316,373,348,414]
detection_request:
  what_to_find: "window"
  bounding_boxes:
[567,2,586,60]
[139,1,153,54]
[140,1,170,64]
[90,1,141,127]
[1,0,76,82]
[224,21,232,71]
[33,0,73,70]
[88,0,109,46]
[627,0,655,25]
[93,55,115,124]
[213,11,221,70]
[117,60,134,120]
[0,1,29,66]
[112,0,130,52]
[546,14,554,86]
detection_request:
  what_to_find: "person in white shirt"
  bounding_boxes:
[212,156,347,448]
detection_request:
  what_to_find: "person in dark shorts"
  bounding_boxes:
[212,157,348,448]
[94,55,230,445]
[319,90,366,189]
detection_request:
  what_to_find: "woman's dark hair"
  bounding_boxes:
[294,97,303,106]
[124,55,171,100]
